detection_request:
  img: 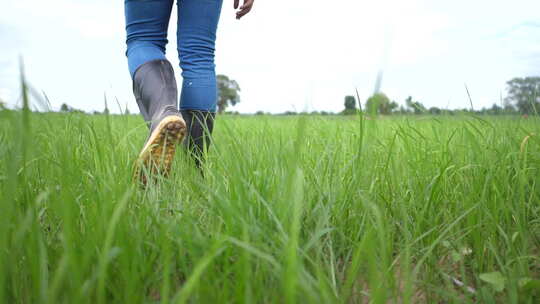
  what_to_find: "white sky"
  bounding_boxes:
[1,0,539,113]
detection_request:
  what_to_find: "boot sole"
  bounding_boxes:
[135,115,186,185]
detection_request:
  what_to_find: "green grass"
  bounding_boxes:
[1,109,539,303]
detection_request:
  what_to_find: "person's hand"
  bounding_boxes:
[234,0,254,19]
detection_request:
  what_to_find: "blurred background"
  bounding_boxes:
[1,0,539,114]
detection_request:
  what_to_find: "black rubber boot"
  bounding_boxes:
[133,60,184,131]
[180,110,215,168]
[133,59,186,184]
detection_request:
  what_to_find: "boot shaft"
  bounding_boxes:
[133,59,180,130]
[181,110,215,167]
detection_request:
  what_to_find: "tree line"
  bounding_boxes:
[340,94,520,116]
[339,76,539,116]
[5,76,536,116]
[221,76,540,116]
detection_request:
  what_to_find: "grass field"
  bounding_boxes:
[1,108,539,303]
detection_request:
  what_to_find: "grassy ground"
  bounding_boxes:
[1,109,539,303]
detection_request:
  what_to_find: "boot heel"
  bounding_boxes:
[135,115,186,185]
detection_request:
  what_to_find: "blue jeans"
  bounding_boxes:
[125,0,223,112]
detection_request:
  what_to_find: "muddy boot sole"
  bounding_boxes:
[135,115,186,185]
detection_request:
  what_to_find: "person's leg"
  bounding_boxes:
[125,0,186,183]
[177,0,223,167]
[180,110,215,168]
[125,0,173,77]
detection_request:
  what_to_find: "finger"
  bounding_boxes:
[236,8,248,18]
[236,1,253,19]
[239,0,253,10]
[236,7,251,19]
[234,0,239,9]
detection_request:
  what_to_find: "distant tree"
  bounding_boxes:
[405,97,413,113]
[255,110,265,115]
[60,103,70,112]
[344,96,356,110]
[377,98,396,115]
[505,77,540,114]
[387,100,399,114]
[397,105,410,114]
[428,107,441,115]
[341,95,357,115]
[217,74,241,113]
[365,93,391,115]
[405,96,426,114]
[59,103,85,114]
[488,104,503,115]
[504,103,516,114]
[0,99,6,111]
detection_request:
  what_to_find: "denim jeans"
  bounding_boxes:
[125,0,223,112]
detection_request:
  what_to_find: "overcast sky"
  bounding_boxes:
[1,0,539,113]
